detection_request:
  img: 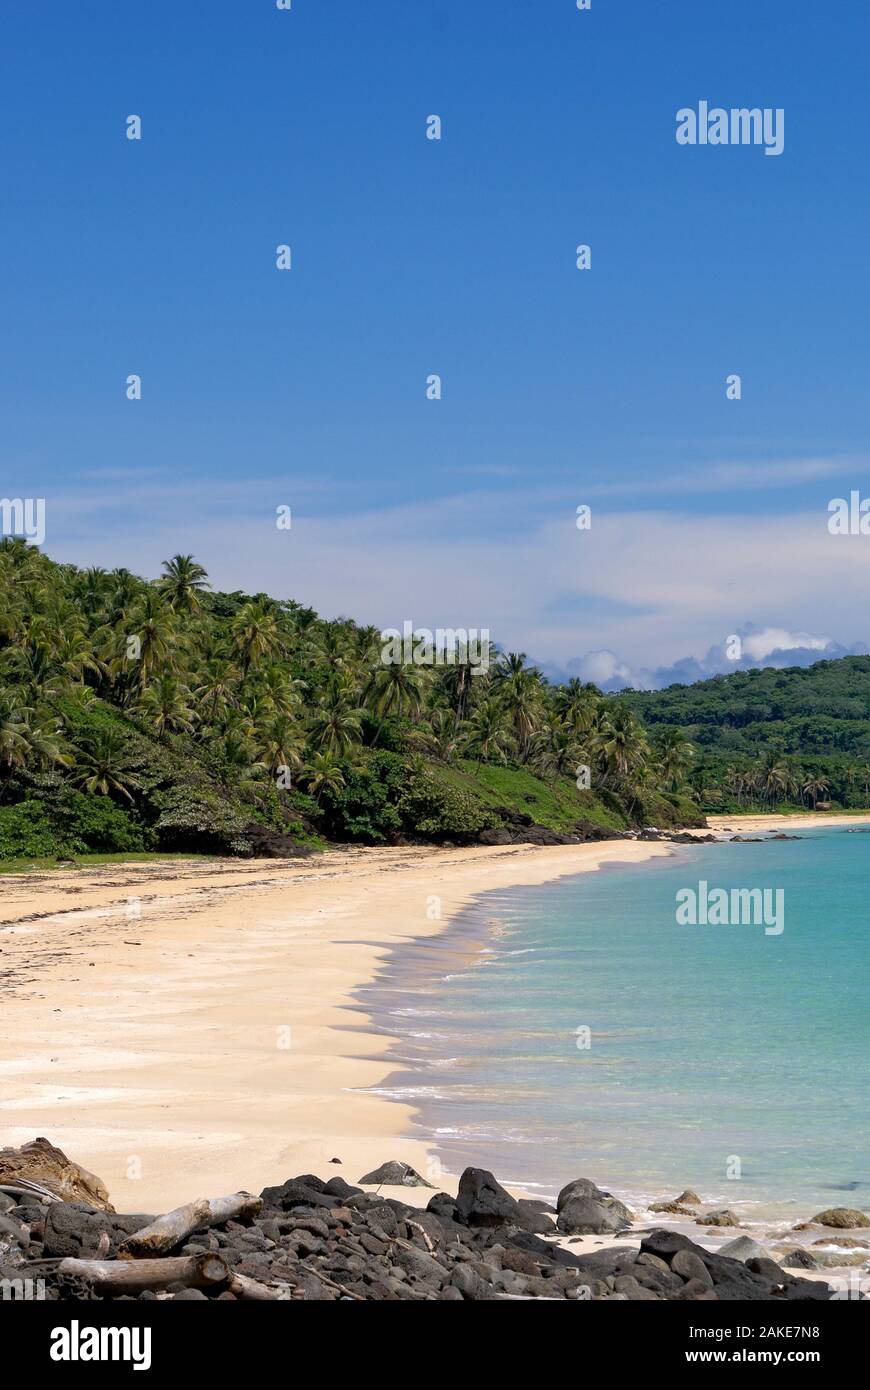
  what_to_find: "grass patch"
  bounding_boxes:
[434,761,630,833]
[0,851,223,875]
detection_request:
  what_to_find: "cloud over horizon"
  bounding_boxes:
[534,626,870,692]
[32,481,870,688]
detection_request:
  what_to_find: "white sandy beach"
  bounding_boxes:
[0,839,676,1213]
[705,810,870,834]
[3,816,867,1279]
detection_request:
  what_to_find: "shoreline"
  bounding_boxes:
[2,822,867,1286]
[0,840,674,1213]
[704,810,870,834]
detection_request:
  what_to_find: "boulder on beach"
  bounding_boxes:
[810,1207,870,1229]
[696,1209,740,1227]
[780,1248,819,1270]
[556,1177,607,1210]
[357,1161,433,1188]
[811,1235,868,1248]
[649,1189,702,1215]
[0,1154,839,1303]
[557,1194,634,1235]
[719,1236,773,1264]
[0,1137,113,1212]
[516,1198,556,1234]
[454,1167,522,1227]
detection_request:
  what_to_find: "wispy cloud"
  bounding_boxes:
[584,456,860,497]
[37,484,870,675]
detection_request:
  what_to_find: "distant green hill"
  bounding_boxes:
[619,656,870,812]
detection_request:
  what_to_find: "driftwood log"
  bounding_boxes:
[58,1254,229,1293]
[228,1272,292,1301]
[119,1192,262,1259]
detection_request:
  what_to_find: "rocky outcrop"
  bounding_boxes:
[0,1161,845,1301]
[0,1138,113,1211]
[696,1209,741,1227]
[242,826,316,859]
[555,1176,634,1234]
[811,1207,870,1229]
[358,1162,432,1188]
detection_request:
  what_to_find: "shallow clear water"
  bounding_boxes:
[370,827,870,1222]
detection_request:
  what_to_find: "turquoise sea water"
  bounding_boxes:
[369,827,870,1223]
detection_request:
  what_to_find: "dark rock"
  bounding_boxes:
[515,1199,556,1234]
[672,1249,713,1286]
[450,1264,496,1300]
[781,1248,819,1270]
[556,1177,607,1210]
[426,1193,457,1221]
[674,1277,718,1301]
[27,1168,838,1303]
[361,1204,401,1240]
[718,1236,771,1264]
[501,1247,540,1277]
[640,1228,707,1262]
[747,1256,787,1284]
[322,1177,362,1200]
[260,1180,338,1212]
[242,826,316,859]
[557,1195,633,1235]
[42,1204,152,1259]
[455,1168,522,1228]
[613,1274,660,1300]
[357,1161,432,1188]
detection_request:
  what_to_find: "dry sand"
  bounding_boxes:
[2,823,864,1282]
[705,810,870,834]
[0,840,674,1213]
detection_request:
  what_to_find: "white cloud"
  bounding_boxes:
[40,485,870,674]
[740,627,832,662]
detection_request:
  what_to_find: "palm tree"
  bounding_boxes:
[802,775,830,809]
[193,658,240,725]
[0,692,69,786]
[231,602,283,675]
[124,589,177,690]
[497,669,543,762]
[466,698,515,770]
[304,752,346,805]
[725,764,744,805]
[70,729,139,801]
[309,698,363,758]
[365,663,427,730]
[157,555,210,614]
[760,755,789,806]
[592,707,649,786]
[409,707,468,762]
[492,651,534,686]
[553,679,600,737]
[655,728,694,791]
[136,675,195,739]
[437,637,497,723]
[251,664,304,717]
[254,713,304,779]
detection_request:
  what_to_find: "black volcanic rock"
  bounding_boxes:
[12,1167,840,1302]
[455,1168,522,1227]
[357,1161,432,1188]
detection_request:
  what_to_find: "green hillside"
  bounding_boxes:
[619,657,870,813]
[0,541,701,866]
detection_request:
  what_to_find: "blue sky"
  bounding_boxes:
[3,1,869,685]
